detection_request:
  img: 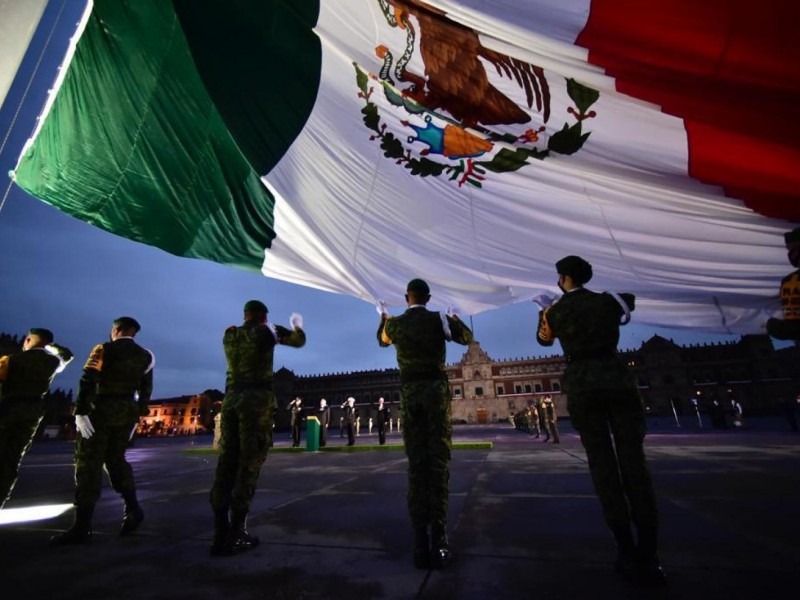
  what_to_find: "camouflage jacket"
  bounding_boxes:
[75,337,154,415]
[537,287,636,393]
[378,305,473,382]
[224,319,305,390]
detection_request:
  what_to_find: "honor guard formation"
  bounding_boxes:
[3,229,800,587]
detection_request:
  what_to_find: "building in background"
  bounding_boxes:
[268,334,798,428]
[138,391,220,436]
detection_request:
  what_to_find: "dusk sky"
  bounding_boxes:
[0,1,775,400]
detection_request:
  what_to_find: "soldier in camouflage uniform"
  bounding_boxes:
[377,279,473,569]
[0,328,73,508]
[529,402,540,438]
[540,395,560,443]
[51,317,154,546]
[536,256,666,587]
[209,300,305,556]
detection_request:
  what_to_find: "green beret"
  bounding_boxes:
[784,226,800,245]
[556,255,593,285]
[406,278,430,295]
[29,328,54,344]
[243,300,268,314]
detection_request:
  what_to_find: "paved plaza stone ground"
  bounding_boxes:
[1,418,798,599]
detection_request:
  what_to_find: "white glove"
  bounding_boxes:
[446,306,460,318]
[376,300,388,317]
[129,423,138,441]
[532,294,556,310]
[75,415,95,440]
[290,312,304,329]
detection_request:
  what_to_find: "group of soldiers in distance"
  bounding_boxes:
[287,395,396,448]
[511,395,560,442]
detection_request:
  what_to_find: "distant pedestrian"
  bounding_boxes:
[208,300,305,556]
[0,328,73,509]
[535,256,666,586]
[377,278,473,569]
[51,317,154,546]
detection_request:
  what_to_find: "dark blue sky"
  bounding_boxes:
[0,1,764,399]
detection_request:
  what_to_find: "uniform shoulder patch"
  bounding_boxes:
[84,343,105,371]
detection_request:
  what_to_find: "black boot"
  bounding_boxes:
[210,508,230,557]
[611,524,637,581]
[120,494,144,536]
[430,522,451,569]
[412,526,430,569]
[50,505,94,546]
[222,511,259,555]
[636,526,667,587]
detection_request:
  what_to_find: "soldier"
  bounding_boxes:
[287,397,303,447]
[766,225,800,341]
[539,397,552,442]
[317,398,330,447]
[529,402,541,438]
[540,395,560,443]
[535,256,666,586]
[375,396,391,445]
[208,300,305,556]
[341,397,357,446]
[51,317,154,545]
[0,328,73,509]
[377,278,473,569]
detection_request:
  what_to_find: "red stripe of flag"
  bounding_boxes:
[576,0,800,221]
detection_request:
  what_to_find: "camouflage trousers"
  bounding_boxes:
[567,386,659,533]
[0,399,44,508]
[400,379,452,529]
[210,389,275,514]
[74,399,141,508]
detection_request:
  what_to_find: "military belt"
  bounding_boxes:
[566,350,617,363]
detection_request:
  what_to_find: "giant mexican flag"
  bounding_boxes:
[9,0,800,333]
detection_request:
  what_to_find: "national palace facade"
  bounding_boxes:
[133,334,797,433]
[268,334,798,428]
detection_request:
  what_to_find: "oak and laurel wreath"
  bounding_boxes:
[354,64,600,188]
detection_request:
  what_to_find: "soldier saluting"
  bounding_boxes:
[535,256,666,587]
[0,328,73,509]
[377,278,473,569]
[209,300,305,556]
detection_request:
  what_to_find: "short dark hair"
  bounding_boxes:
[243,300,268,314]
[555,255,593,285]
[114,316,141,333]
[29,328,54,344]
[406,278,431,295]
